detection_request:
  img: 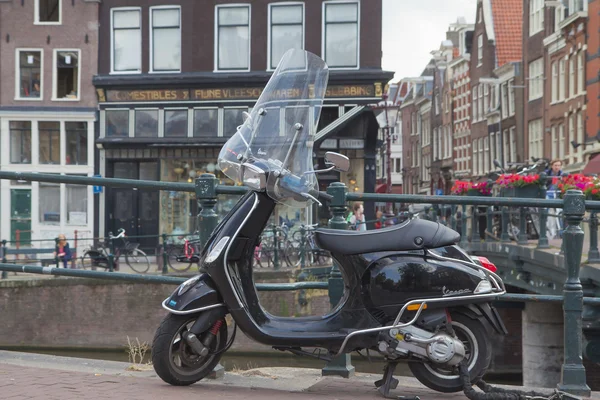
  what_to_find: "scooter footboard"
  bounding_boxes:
[162,273,225,315]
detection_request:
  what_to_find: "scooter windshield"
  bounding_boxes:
[217,49,329,207]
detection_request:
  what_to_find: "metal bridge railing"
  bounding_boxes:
[0,170,597,396]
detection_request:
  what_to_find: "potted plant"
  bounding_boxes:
[450,180,492,196]
[495,173,543,198]
[557,174,600,200]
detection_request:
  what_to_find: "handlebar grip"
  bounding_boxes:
[316,191,333,202]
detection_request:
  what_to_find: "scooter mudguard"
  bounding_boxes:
[458,302,508,335]
[163,273,224,314]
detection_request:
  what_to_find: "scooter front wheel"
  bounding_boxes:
[152,313,227,386]
[408,313,491,393]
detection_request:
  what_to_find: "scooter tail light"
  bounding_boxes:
[476,256,497,273]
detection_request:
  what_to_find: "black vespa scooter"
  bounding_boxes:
[151,49,507,397]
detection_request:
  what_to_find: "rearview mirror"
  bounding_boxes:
[325,152,350,172]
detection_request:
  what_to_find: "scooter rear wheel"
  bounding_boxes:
[152,313,227,386]
[408,313,491,393]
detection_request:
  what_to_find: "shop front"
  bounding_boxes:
[95,80,387,244]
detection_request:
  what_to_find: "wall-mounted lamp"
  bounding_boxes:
[85,34,89,44]
[5,34,9,43]
[47,35,51,44]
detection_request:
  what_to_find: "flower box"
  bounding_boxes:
[499,186,541,199]
[451,181,492,196]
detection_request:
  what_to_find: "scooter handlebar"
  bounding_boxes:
[279,173,333,205]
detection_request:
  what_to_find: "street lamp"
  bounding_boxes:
[372,93,400,211]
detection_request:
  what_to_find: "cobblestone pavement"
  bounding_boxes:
[1,353,599,400]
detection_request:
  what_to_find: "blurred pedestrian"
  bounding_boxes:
[54,234,72,268]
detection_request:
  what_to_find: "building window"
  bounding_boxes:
[53,50,79,100]
[111,8,142,73]
[529,0,544,35]
[559,59,566,100]
[508,79,515,115]
[478,85,483,119]
[67,181,88,225]
[106,109,129,137]
[558,124,565,160]
[569,57,575,98]
[193,108,219,137]
[569,0,586,14]
[323,1,359,68]
[551,125,558,160]
[17,50,42,100]
[554,4,564,32]
[483,84,489,114]
[10,121,32,164]
[66,122,87,165]
[164,109,188,137]
[35,0,60,24]
[216,4,250,71]
[38,121,60,164]
[135,109,159,137]
[577,110,584,161]
[269,3,304,70]
[40,181,60,224]
[150,7,181,72]
[501,82,508,118]
[477,34,483,66]
[472,90,477,121]
[509,127,516,163]
[529,58,543,100]
[551,61,558,102]
[529,119,543,159]
[577,52,584,94]
[568,115,575,163]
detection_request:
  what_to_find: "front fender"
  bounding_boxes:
[162,273,224,315]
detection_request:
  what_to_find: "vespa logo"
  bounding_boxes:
[442,286,472,297]
[257,148,267,156]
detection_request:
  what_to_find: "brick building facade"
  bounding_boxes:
[0,0,99,247]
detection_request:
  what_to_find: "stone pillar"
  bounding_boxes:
[522,301,564,388]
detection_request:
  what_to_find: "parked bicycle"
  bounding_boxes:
[166,232,201,272]
[80,228,150,273]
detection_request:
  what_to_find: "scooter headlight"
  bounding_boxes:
[178,276,200,296]
[474,279,493,294]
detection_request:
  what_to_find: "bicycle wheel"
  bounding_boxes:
[81,249,107,270]
[166,245,194,272]
[125,249,150,273]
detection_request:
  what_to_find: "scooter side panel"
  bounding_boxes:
[363,254,485,320]
[165,274,223,312]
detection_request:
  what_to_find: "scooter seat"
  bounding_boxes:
[313,219,460,256]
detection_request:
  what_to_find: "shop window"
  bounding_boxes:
[151,7,181,72]
[135,109,159,137]
[106,110,129,137]
[39,121,60,164]
[54,50,79,100]
[165,109,188,137]
[269,3,304,70]
[216,4,250,71]
[223,108,247,137]
[67,181,88,225]
[193,109,218,137]
[36,0,60,23]
[66,122,87,165]
[40,181,60,224]
[323,1,358,68]
[17,50,42,99]
[111,8,141,73]
[10,121,32,164]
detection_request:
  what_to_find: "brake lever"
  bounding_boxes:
[301,192,322,207]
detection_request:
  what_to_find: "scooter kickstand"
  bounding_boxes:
[374,361,420,400]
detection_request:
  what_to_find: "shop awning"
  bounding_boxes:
[314,106,368,143]
[583,154,600,175]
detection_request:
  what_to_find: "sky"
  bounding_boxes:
[381,0,478,81]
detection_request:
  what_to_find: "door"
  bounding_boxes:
[10,189,32,244]
[108,161,159,252]
[137,162,159,251]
